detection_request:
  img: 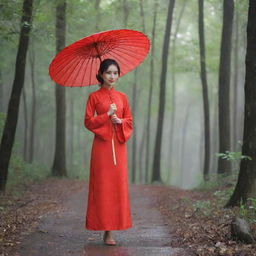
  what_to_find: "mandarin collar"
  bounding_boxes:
[99,85,115,93]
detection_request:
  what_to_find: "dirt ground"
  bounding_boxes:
[0,178,255,255]
[156,184,256,256]
[1,178,192,256]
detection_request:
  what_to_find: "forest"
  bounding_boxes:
[1,0,256,255]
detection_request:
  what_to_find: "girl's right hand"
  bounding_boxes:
[107,103,117,116]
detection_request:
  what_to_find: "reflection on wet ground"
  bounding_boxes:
[83,245,131,256]
[15,184,193,256]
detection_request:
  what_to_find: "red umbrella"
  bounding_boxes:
[49,29,150,87]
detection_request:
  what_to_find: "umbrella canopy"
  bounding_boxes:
[49,29,150,87]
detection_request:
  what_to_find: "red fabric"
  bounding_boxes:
[84,86,133,230]
[49,29,150,87]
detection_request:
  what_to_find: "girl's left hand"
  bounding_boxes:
[111,114,122,124]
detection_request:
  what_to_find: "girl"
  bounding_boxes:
[84,59,133,246]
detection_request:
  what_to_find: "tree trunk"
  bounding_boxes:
[232,6,239,152]
[145,0,158,183]
[28,43,36,163]
[226,0,256,207]
[168,0,187,183]
[180,103,190,188]
[152,0,175,183]
[199,109,204,174]
[211,91,219,174]
[139,0,146,33]
[0,0,33,192]
[131,69,138,183]
[69,96,74,168]
[138,0,146,183]
[198,0,210,180]
[138,125,146,182]
[94,0,101,31]
[0,71,3,112]
[52,0,67,177]
[22,84,28,161]
[217,0,234,175]
[122,0,129,27]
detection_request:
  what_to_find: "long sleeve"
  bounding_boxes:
[84,94,111,140]
[115,95,133,143]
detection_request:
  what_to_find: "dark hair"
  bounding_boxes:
[96,59,121,85]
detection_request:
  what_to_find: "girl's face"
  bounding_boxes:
[101,64,119,86]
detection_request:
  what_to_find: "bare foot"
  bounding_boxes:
[103,231,116,246]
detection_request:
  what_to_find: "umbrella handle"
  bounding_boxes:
[94,43,102,62]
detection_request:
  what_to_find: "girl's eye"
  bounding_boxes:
[106,72,118,75]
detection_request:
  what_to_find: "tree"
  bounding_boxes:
[167,0,187,183]
[198,0,210,180]
[138,0,147,183]
[51,0,67,177]
[145,0,158,183]
[0,72,3,112]
[131,69,138,183]
[152,0,175,183]
[94,0,101,31]
[0,0,34,192]
[22,79,29,161]
[217,0,234,175]
[28,44,36,163]
[226,0,256,207]
[232,5,239,152]
[122,0,129,28]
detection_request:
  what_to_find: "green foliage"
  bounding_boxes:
[7,154,50,189]
[196,168,239,192]
[192,200,212,216]
[0,112,6,134]
[180,196,191,203]
[0,0,22,41]
[239,198,256,224]
[213,187,234,205]
[0,0,250,189]
[1,109,50,188]
[216,141,243,161]
[216,151,252,162]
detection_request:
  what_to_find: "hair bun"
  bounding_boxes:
[96,74,104,84]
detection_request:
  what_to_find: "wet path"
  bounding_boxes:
[15,184,193,256]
